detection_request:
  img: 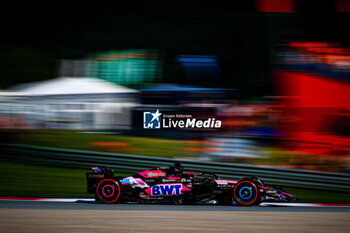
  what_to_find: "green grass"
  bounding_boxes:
[0,158,349,203]
[283,187,350,203]
[12,130,186,158]
[0,159,130,198]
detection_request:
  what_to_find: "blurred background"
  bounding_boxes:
[1,0,350,201]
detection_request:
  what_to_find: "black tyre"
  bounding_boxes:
[96,179,121,203]
[233,180,259,206]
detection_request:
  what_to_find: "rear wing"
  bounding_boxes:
[86,167,115,194]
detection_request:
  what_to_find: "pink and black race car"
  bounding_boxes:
[86,162,297,206]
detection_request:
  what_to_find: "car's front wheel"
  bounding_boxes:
[233,180,259,206]
[96,179,121,203]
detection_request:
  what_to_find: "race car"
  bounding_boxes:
[86,162,297,206]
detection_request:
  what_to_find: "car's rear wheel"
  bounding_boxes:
[233,180,259,206]
[96,179,121,203]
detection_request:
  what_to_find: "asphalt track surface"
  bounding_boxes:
[1,200,350,233]
[1,200,350,212]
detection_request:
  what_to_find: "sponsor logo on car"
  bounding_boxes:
[139,170,167,178]
[147,172,166,177]
[145,183,191,196]
[215,180,238,185]
[162,179,178,182]
[88,174,104,178]
[181,178,192,182]
[152,184,182,196]
[266,190,277,194]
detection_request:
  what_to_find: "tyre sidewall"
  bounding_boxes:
[233,179,259,206]
[96,179,121,204]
